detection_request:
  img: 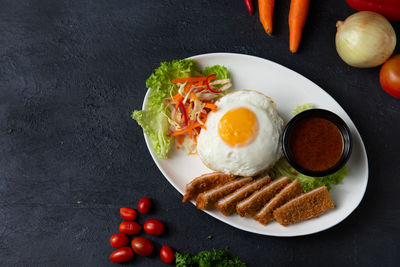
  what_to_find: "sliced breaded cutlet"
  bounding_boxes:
[196,177,253,210]
[216,176,271,216]
[182,172,235,203]
[236,176,290,217]
[253,179,303,225]
[273,186,335,226]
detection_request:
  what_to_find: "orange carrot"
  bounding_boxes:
[170,122,202,137]
[259,0,275,35]
[200,113,208,121]
[183,84,192,93]
[188,128,193,139]
[170,128,190,137]
[289,0,310,53]
[172,93,183,102]
[190,92,198,101]
[204,103,218,112]
[172,76,206,84]
[178,134,185,145]
[193,81,204,87]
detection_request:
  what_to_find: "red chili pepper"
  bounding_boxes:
[244,0,254,15]
[178,101,188,126]
[205,74,222,93]
[346,0,400,21]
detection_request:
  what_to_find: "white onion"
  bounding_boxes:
[335,11,396,68]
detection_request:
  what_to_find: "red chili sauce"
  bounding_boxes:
[289,117,344,172]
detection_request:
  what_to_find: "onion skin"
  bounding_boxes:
[335,11,396,68]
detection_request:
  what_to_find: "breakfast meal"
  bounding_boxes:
[132,58,352,229]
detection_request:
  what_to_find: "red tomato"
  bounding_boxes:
[110,233,129,248]
[138,197,152,214]
[120,207,137,221]
[109,246,134,263]
[131,237,154,256]
[380,55,400,98]
[143,219,165,236]
[119,221,141,235]
[160,245,175,264]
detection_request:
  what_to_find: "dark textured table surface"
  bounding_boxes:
[1,0,400,266]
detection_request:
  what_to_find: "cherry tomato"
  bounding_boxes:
[143,219,165,236]
[138,197,151,214]
[160,245,175,264]
[110,233,129,248]
[120,207,137,221]
[131,237,154,256]
[380,55,400,98]
[109,246,134,263]
[119,221,141,235]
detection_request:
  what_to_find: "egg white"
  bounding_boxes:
[197,90,284,176]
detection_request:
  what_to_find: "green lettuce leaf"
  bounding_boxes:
[292,103,313,115]
[204,65,230,80]
[269,158,348,192]
[131,109,171,159]
[145,59,202,111]
[204,65,230,93]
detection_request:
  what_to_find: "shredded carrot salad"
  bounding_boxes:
[163,74,232,154]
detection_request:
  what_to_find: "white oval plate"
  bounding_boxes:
[142,53,369,237]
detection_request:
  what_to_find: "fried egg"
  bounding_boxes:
[197,90,284,176]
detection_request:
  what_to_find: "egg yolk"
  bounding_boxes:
[218,107,259,147]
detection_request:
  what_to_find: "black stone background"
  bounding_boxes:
[0,0,399,266]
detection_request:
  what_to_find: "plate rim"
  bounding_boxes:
[141,52,369,237]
